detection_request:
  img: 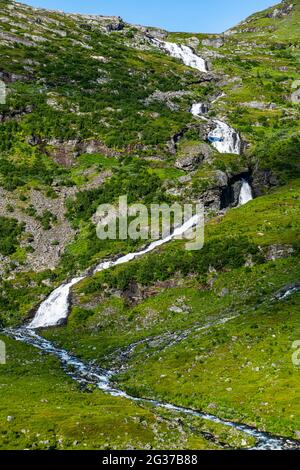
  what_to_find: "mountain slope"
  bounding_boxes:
[0,0,300,450]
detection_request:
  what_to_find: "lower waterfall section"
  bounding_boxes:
[27,215,200,329]
[239,179,253,206]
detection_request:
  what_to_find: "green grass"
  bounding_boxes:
[115,293,300,439]
[0,335,254,450]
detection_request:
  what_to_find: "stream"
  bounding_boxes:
[29,214,200,328]
[4,325,300,450]
[2,40,295,450]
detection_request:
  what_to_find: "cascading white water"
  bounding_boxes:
[28,215,200,329]
[94,214,199,273]
[29,277,84,329]
[151,38,208,73]
[208,119,241,154]
[191,102,208,116]
[239,179,253,206]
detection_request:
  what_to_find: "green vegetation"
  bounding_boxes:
[66,158,169,226]
[0,335,254,450]
[40,179,300,440]
[0,0,300,450]
[0,216,24,255]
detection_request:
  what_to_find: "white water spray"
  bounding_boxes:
[239,179,253,206]
[28,215,200,329]
[29,277,84,329]
[151,38,208,73]
[208,119,241,154]
[191,102,208,116]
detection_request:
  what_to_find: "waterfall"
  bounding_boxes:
[191,102,208,116]
[239,179,253,206]
[29,277,84,329]
[208,119,241,154]
[151,38,208,73]
[28,215,200,329]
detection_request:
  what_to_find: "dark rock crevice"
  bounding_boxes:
[220,171,253,209]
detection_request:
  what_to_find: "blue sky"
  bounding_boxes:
[24,0,276,33]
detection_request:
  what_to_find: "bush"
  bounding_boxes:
[0,217,25,256]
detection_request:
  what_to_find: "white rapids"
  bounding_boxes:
[191,102,208,116]
[29,277,84,329]
[94,214,199,273]
[151,38,208,73]
[208,119,241,154]
[239,179,253,206]
[28,215,200,329]
[189,108,242,155]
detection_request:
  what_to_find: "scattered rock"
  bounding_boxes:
[207,403,217,410]
[0,31,34,46]
[267,3,294,19]
[145,90,190,111]
[219,288,229,298]
[178,175,192,184]
[240,101,276,110]
[291,89,300,104]
[202,37,224,48]
[169,305,184,314]
[266,244,294,261]
[175,143,212,171]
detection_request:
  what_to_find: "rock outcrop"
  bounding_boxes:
[202,37,224,49]
[175,143,212,171]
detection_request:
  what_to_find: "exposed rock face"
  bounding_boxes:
[202,37,224,48]
[145,90,191,111]
[241,101,277,110]
[251,169,279,197]
[267,2,294,18]
[166,127,189,155]
[0,71,28,83]
[46,139,81,167]
[175,154,203,171]
[105,18,125,32]
[200,172,253,211]
[27,138,121,167]
[291,89,300,104]
[266,244,294,261]
[200,188,224,211]
[175,143,212,171]
[219,175,242,209]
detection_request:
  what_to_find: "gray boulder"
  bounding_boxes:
[291,89,300,104]
[202,37,224,48]
[175,143,212,171]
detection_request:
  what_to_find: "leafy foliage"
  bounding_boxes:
[0,216,24,255]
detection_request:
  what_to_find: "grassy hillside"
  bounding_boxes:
[0,0,299,449]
